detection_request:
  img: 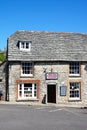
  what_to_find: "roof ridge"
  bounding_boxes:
[15,30,87,35]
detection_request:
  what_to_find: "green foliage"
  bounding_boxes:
[0,53,6,62]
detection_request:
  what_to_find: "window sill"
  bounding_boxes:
[16,99,39,102]
[69,74,81,77]
[68,99,81,102]
[20,49,30,51]
[20,75,34,78]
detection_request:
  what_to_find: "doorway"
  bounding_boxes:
[47,84,56,103]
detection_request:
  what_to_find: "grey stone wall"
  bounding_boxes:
[8,61,87,105]
[8,62,21,101]
[81,63,87,104]
[35,62,69,103]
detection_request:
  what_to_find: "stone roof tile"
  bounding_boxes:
[7,30,87,61]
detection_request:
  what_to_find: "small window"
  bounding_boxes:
[19,41,31,51]
[69,62,80,76]
[69,82,81,100]
[21,62,34,77]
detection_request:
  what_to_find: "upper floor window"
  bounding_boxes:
[19,41,31,51]
[69,62,80,76]
[21,62,34,77]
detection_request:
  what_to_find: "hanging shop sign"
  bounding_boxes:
[46,72,58,80]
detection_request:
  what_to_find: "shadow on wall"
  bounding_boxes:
[84,65,87,71]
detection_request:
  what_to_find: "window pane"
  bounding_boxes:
[34,84,37,97]
[26,43,29,48]
[19,84,22,90]
[24,83,32,97]
[21,42,25,48]
[19,91,22,97]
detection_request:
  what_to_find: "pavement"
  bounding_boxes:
[0,101,87,108]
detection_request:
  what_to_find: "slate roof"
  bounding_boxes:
[7,30,87,62]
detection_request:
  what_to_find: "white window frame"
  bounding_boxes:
[21,62,34,77]
[18,83,37,100]
[69,82,81,100]
[19,41,31,51]
[69,62,80,76]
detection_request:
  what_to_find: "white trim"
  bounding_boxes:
[47,82,57,85]
[21,74,33,77]
[69,74,80,77]
[69,98,80,100]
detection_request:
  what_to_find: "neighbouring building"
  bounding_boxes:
[0,61,6,101]
[6,30,87,106]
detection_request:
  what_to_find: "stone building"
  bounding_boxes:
[6,30,87,106]
[0,61,6,101]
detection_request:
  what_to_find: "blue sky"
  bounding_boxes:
[0,0,87,50]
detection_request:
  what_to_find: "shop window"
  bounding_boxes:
[18,83,37,100]
[69,82,81,100]
[21,62,34,77]
[69,62,80,76]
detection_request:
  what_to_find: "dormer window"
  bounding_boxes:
[19,41,31,51]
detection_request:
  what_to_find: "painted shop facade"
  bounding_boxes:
[1,30,87,106]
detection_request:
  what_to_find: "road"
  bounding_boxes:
[0,104,87,130]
